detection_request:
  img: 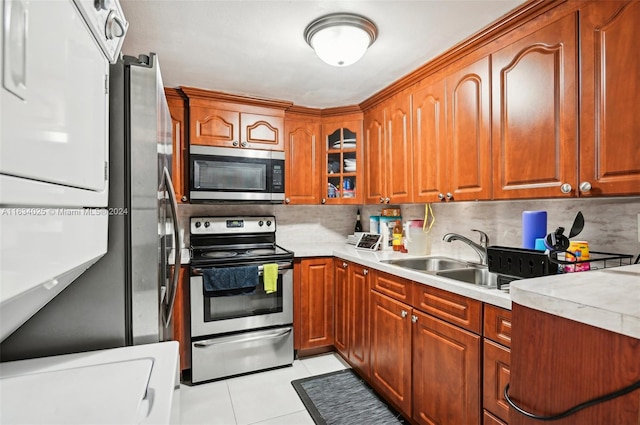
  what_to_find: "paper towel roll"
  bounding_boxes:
[522,211,547,249]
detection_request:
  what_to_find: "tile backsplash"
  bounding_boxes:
[178,197,640,262]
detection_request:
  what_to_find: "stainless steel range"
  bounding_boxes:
[189,216,294,383]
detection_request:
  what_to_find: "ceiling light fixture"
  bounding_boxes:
[304,13,378,67]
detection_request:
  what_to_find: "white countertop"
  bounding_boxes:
[326,244,512,310]
[510,264,640,339]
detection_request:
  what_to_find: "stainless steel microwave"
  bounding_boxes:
[189,145,285,203]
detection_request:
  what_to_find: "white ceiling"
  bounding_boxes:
[120,0,526,109]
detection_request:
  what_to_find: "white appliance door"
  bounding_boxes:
[1,0,109,199]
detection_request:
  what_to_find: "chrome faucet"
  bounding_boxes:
[442,229,490,265]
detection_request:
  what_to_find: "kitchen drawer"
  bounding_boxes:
[484,304,512,348]
[371,270,413,304]
[412,283,482,334]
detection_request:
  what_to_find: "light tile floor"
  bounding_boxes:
[180,353,350,425]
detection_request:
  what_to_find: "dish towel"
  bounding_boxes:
[202,266,259,297]
[263,263,279,294]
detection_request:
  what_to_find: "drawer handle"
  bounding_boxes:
[400,310,408,318]
[194,328,291,348]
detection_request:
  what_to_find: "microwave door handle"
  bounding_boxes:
[162,167,182,328]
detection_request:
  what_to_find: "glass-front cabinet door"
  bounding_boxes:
[322,119,363,204]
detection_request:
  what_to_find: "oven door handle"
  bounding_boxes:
[192,263,292,276]
[193,328,292,348]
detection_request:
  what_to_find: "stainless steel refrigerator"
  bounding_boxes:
[0,53,181,361]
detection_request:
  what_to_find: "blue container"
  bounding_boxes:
[522,211,547,249]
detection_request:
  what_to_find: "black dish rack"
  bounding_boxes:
[486,246,634,290]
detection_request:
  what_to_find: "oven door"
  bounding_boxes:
[190,263,292,338]
[189,145,284,202]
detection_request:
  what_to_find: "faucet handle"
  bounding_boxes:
[471,229,489,246]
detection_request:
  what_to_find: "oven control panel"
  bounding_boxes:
[191,216,276,235]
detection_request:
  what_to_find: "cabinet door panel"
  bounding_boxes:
[364,105,386,204]
[349,264,370,376]
[580,1,640,196]
[492,13,577,199]
[413,310,481,425]
[333,260,349,356]
[386,94,414,203]
[413,78,446,203]
[447,56,491,201]
[483,339,511,423]
[370,291,412,415]
[241,113,283,150]
[284,119,321,204]
[298,259,334,349]
[190,106,240,147]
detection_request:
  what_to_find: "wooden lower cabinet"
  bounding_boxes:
[370,290,412,415]
[483,339,511,424]
[348,263,370,376]
[294,258,334,351]
[412,309,481,425]
[509,304,640,425]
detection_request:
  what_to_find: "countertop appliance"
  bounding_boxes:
[189,216,294,383]
[0,53,182,361]
[0,341,180,424]
[189,145,285,203]
[0,0,128,342]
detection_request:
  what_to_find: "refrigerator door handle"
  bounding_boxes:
[162,167,181,328]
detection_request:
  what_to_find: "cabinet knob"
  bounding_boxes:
[579,181,592,193]
[401,310,408,318]
[180,196,188,202]
[284,198,290,204]
[232,141,239,147]
[385,197,390,203]
[379,197,385,203]
[560,183,573,194]
[241,141,248,148]
[411,315,418,323]
[438,193,445,200]
[342,262,348,268]
[321,198,326,204]
[446,192,453,200]
[363,269,368,275]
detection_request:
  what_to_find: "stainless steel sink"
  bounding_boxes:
[381,256,471,272]
[436,267,498,288]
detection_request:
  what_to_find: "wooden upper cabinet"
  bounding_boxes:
[446,55,492,202]
[284,112,322,204]
[182,87,289,151]
[492,13,578,199]
[363,93,413,205]
[321,114,364,205]
[165,88,189,203]
[412,77,447,203]
[385,92,414,204]
[579,0,640,196]
[363,103,386,204]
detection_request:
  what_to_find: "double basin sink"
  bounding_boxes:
[381,256,498,289]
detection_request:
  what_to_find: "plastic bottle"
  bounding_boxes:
[392,220,402,251]
[355,209,363,232]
